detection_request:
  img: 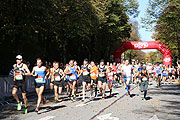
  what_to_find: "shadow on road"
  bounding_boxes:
[37,105,67,114]
[134,83,180,120]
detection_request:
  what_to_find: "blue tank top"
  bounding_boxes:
[66,66,77,81]
[34,66,46,83]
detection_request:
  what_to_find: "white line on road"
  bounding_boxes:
[51,102,64,107]
[38,116,55,120]
[97,113,119,120]
[76,103,86,107]
[149,115,159,120]
[75,101,95,107]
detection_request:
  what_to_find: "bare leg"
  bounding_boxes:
[72,81,77,96]
[54,86,58,100]
[82,82,86,100]
[12,87,19,103]
[98,81,102,94]
[36,86,44,108]
[22,93,28,108]
[102,82,106,96]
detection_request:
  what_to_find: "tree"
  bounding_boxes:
[0,0,139,75]
[142,0,180,58]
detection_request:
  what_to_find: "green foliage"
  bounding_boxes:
[146,51,163,64]
[124,50,146,62]
[0,0,139,75]
[142,0,180,56]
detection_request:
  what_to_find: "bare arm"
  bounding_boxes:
[23,64,31,76]
[64,67,71,75]
[60,69,65,79]
[31,67,37,77]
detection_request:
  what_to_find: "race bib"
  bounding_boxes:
[83,71,89,76]
[70,74,76,80]
[36,76,43,82]
[109,76,113,80]
[83,69,89,76]
[99,72,105,77]
[15,73,23,80]
[55,76,61,81]
[90,73,96,76]
[142,77,147,81]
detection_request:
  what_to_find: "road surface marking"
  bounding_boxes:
[149,115,159,120]
[39,116,55,120]
[97,113,119,120]
[76,103,86,107]
[76,101,95,107]
[90,85,137,120]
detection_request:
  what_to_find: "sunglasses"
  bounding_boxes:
[16,59,22,60]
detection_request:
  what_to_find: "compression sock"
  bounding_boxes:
[144,90,147,99]
[95,87,97,96]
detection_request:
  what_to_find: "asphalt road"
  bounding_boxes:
[0,81,180,120]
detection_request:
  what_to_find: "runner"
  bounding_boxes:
[155,63,162,88]
[74,61,80,95]
[116,63,122,85]
[31,58,48,113]
[172,66,176,81]
[49,61,56,93]
[152,65,156,81]
[64,60,78,101]
[131,61,136,84]
[90,61,98,97]
[162,66,168,85]
[121,60,132,96]
[138,65,149,101]
[51,62,64,103]
[112,62,117,86]
[168,65,173,83]
[98,59,107,98]
[81,58,92,101]
[106,62,110,68]
[64,64,70,96]
[106,67,114,96]
[12,55,31,114]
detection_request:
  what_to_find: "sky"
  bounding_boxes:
[131,0,157,53]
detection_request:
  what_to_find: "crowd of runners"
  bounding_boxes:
[11,55,180,114]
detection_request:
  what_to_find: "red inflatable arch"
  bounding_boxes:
[113,41,172,66]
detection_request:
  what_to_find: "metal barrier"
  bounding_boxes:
[0,76,50,101]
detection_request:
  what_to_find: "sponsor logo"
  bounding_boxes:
[163,57,171,62]
[134,42,148,49]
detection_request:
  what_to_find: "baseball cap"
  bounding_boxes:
[16,55,22,60]
[84,58,88,62]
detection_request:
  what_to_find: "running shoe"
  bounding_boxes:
[17,102,22,111]
[142,98,147,101]
[99,91,102,96]
[72,95,76,101]
[35,107,39,113]
[55,99,62,103]
[82,96,85,102]
[43,97,46,105]
[24,107,28,114]
[102,94,106,99]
